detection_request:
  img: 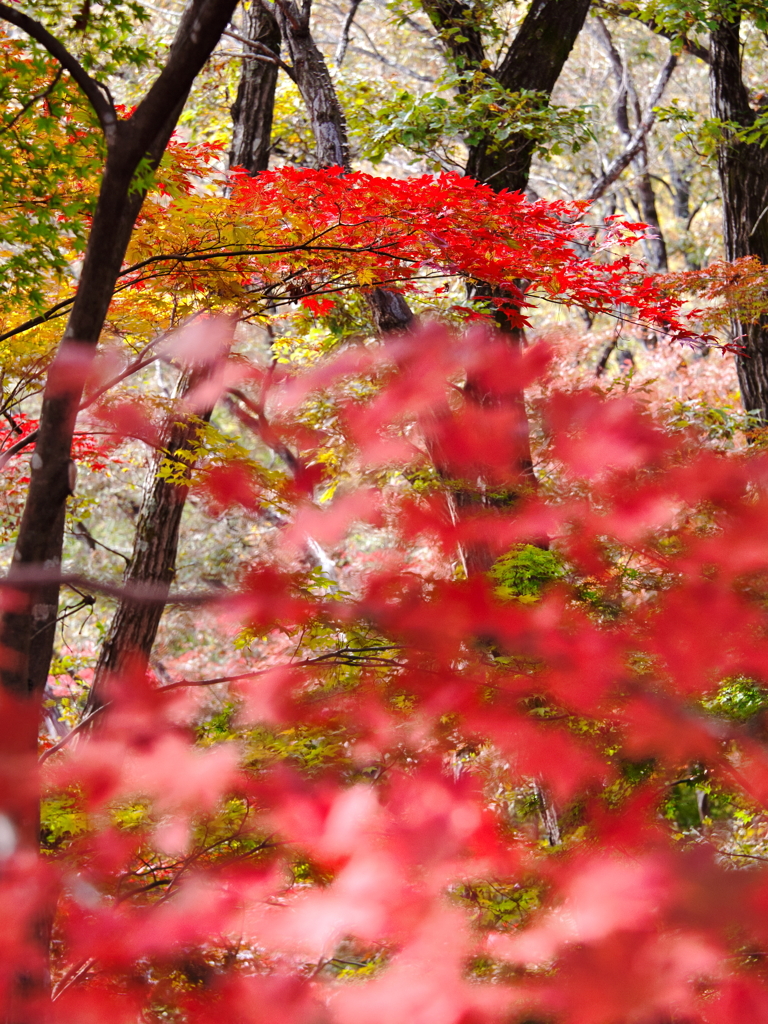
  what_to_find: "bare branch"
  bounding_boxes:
[0,567,223,607]
[38,707,106,764]
[0,428,38,470]
[335,0,362,65]
[582,51,677,205]
[223,27,296,79]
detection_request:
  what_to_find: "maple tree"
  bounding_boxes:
[0,147,760,1021]
[6,305,768,1022]
[4,2,768,1023]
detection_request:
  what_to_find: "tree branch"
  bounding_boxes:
[125,0,240,159]
[223,27,296,79]
[335,0,362,65]
[0,3,117,140]
[0,66,63,138]
[581,51,677,205]
[0,567,222,606]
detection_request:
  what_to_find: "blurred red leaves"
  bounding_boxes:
[5,296,768,1017]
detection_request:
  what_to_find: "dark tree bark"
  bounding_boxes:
[709,15,768,418]
[274,1,412,332]
[422,0,592,193]
[365,287,414,333]
[84,351,226,719]
[284,0,552,569]
[0,10,239,1002]
[0,0,240,708]
[413,0,589,566]
[275,0,350,169]
[230,3,282,174]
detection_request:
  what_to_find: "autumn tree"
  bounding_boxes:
[0,1,239,719]
[5,4,768,1024]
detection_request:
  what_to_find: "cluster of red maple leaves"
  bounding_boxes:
[1,166,766,1021]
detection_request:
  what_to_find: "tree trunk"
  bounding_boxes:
[710,16,768,418]
[276,3,414,334]
[84,354,224,718]
[275,0,350,169]
[230,3,281,174]
[284,0,538,570]
[365,287,414,333]
[0,0,240,706]
[665,153,700,270]
[633,142,668,273]
[417,0,589,565]
[461,0,592,192]
[86,3,283,721]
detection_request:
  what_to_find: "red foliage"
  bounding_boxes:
[1,168,764,1019]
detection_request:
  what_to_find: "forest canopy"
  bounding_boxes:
[2,1,768,1022]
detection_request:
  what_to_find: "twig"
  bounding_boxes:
[335,0,362,65]
[39,706,107,764]
[51,958,95,1001]
[0,4,117,141]
[223,27,296,79]
[0,67,63,138]
[582,51,678,205]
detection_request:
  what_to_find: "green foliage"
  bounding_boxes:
[40,794,88,851]
[356,70,594,169]
[0,45,102,313]
[245,723,351,775]
[664,394,760,445]
[623,0,768,40]
[704,676,768,720]
[489,544,564,603]
[662,773,733,831]
[156,422,208,487]
[456,877,544,931]
[20,2,153,76]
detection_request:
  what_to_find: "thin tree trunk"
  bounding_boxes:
[0,28,240,1015]
[84,352,225,718]
[88,4,283,720]
[276,1,414,334]
[633,141,668,273]
[591,19,668,273]
[275,0,350,169]
[230,3,281,174]
[710,16,768,418]
[665,153,700,270]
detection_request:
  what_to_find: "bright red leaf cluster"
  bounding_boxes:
[123,166,716,346]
